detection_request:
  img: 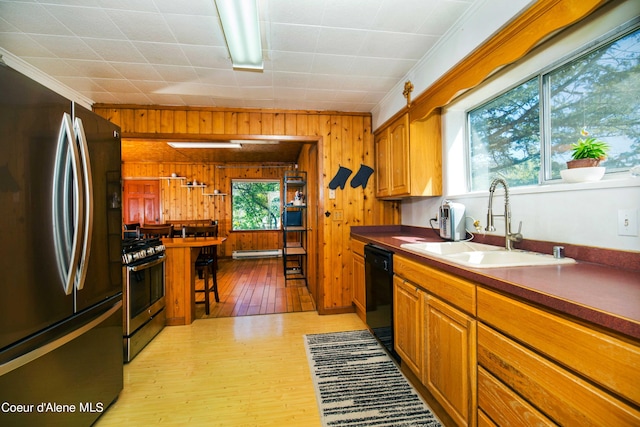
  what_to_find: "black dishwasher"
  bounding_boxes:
[364,244,398,361]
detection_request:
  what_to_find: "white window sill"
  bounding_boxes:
[448,173,640,199]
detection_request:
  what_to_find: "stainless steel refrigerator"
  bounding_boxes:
[0,64,123,426]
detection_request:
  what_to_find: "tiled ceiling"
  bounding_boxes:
[0,0,479,113]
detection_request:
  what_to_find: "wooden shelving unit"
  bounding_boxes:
[282,171,307,286]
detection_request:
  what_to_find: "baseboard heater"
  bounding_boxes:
[232,249,282,259]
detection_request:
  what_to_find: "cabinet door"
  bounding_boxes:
[408,108,442,197]
[374,130,390,197]
[393,276,423,377]
[424,295,477,427]
[389,114,410,196]
[352,252,365,320]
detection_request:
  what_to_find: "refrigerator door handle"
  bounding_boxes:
[73,117,93,291]
[52,112,84,295]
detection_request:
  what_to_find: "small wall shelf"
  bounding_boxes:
[160,176,186,184]
[180,184,207,189]
[202,192,227,197]
[160,176,226,199]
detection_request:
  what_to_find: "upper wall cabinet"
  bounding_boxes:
[374,110,442,199]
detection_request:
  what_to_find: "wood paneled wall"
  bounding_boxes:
[95,106,400,314]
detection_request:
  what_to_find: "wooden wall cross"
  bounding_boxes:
[403,80,414,107]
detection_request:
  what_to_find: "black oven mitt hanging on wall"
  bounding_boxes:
[329,165,352,189]
[350,164,374,189]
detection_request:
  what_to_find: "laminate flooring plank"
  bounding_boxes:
[95,312,366,426]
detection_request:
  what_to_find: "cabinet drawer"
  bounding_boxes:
[477,409,498,427]
[478,366,554,427]
[395,255,475,314]
[478,323,640,426]
[351,238,366,256]
[477,287,640,405]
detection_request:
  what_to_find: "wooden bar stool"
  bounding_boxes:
[182,225,219,314]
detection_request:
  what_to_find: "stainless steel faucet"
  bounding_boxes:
[486,178,523,250]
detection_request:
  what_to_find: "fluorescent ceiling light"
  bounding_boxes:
[230,140,278,144]
[215,0,264,71]
[168,142,242,149]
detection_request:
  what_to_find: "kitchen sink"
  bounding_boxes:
[443,249,576,268]
[400,241,501,255]
[400,241,576,268]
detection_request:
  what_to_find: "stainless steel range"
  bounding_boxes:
[122,237,166,362]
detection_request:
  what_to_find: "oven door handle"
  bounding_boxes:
[127,255,166,272]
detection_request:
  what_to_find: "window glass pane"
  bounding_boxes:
[232,180,281,230]
[468,78,540,191]
[548,29,640,179]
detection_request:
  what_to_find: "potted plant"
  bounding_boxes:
[567,136,610,169]
[561,135,610,182]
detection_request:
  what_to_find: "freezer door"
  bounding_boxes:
[0,298,123,427]
[73,104,123,312]
[0,65,75,351]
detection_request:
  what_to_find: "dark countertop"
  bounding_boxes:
[351,225,640,341]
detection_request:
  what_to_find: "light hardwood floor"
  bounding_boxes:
[196,257,316,319]
[95,311,366,426]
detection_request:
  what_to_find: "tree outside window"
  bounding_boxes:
[232,180,281,231]
[547,30,640,179]
[468,78,540,191]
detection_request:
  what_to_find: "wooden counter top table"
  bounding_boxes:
[161,236,226,325]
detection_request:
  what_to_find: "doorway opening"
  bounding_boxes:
[121,136,323,319]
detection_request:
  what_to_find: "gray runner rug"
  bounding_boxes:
[304,330,443,426]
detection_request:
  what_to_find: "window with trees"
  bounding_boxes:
[468,26,639,191]
[231,180,281,231]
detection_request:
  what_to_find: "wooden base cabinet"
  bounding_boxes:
[351,238,366,322]
[389,253,640,427]
[393,276,424,377]
[477,288,640,426]
[393,255,477,427]
[424,295,477,427]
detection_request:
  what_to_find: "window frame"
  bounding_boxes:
[230,178,282,231]
[464,19,640,191]
[465,75,542,192]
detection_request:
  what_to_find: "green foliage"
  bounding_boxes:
[468,78,541,190]
[570,137,610,160]
[232,181,281,230]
